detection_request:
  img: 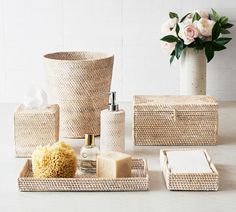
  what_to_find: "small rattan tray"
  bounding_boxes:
[18,158,149,192]
[160,149,219,191]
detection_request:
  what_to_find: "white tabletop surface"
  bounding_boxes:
[0,102,236,212]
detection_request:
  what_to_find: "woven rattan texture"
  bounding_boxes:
[44,51,114,138]
[100,109,125,152]
[160,149,219,191]
[14,105,59,158]
[133,95,218,146]
[18,158,149,192]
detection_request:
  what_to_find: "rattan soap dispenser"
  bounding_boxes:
[100,92,125,153]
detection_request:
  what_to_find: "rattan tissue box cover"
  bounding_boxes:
[133,95,218,146]
[160,149,219,191]
[14,104,59,157]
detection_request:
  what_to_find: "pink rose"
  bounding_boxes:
[179,24,199,45]
[161,28,177,54]
[161,17,178,34]
[198,11,209,19]
[161,41,176,54]
[184,13,193,23]
[195,18,216,37]
[182,11,209,24]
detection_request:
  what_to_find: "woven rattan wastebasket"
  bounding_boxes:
[133,95,218,146]
[44,51,114,138]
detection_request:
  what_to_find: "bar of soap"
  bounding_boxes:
[97,151,131,178]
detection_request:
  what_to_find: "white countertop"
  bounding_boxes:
[0,102,236,212]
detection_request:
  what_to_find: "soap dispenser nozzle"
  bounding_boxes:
[108,91,119,111]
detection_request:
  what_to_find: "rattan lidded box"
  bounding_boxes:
[133,95,218,146]
[14,104,59,157]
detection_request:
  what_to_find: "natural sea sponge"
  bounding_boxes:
[32,141,77,178]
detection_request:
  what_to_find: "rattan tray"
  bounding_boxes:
[18,158,149,192]
[160,149,219,191]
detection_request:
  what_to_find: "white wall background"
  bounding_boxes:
[0,0,236,103]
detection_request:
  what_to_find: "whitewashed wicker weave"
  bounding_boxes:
[133,95,218,146]
[14,104,59,158]
[100,109,125,152]
[160,149,219,191]
[18,158,149,192]
[44,51,114,138]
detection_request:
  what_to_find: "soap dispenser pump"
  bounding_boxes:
[100,91,125,153]
[108,91,119,111]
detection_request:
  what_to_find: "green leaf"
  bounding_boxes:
[194,37,204,50]
[211,8,220,21]
[215,37,232,45]
[205,42,215,62]
[222,23,234,29]
[219,16,228,25]
[220,28,230,34]
[169,50,175,64]
[212,42,226,51]
[212,22,221,40]
[175,24,180,35]
[169,12,178,19]
[170,54,175,64]
[161,35,179,43]
[175,41,184,59]
[192,12,201,22]
[180,13,191,23]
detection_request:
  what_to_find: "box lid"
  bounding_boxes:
[133,95,218,112]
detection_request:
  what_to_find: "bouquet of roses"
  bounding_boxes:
[160,9,233,64]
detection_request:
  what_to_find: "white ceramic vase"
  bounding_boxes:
[180,48,207,95]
